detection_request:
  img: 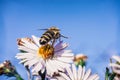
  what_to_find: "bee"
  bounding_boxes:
[39,26,67,45]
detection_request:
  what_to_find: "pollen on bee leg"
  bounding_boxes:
[37,44,54,60]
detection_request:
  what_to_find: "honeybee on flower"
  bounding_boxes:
[39,26,68,46]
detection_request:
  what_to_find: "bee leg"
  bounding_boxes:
[52,39,56,46]
[50,40,53,44]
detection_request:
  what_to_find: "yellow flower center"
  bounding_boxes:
[38,44,54,60]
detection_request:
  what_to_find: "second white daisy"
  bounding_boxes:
[58,64,99,80]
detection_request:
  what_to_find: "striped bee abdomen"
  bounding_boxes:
[39,30,54,45]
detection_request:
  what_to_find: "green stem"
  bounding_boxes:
[105,75,109,80]
[105,67,109,80]
[14,74,24,80]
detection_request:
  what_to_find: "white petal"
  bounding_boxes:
[16,53,35,60]
[112,67,120,74]
[32,71,39,76]
[109,63,120,68]
[46,60,56,76]
[49,60,64,72]
[54,50,72,57]
[60,52,74,57]
[87,74,99,80]
[59,72,71,80]
[32,35,41,47]
[81,66,85,80]
[72,64,77,80]
[54,42,68,52]
[66,66,74,80]
[94,76,100,80]
[19,59,28,64]
[112,55,120,62]
[78,65,82,80]
[54,41,63,48]
[48,60,59,72]
[49,78,57,80]
[35,76,41,80]
[24,57,40,68]
[114,76,119,80]
[56,77,67,80]
[41,68,45,73]
[32,61,43,73]
[18,46,36,53]
[83,69,91,80]
[56,57,73,63]
[53,59,71,68]
[51,60,64,70]
[21,39,38,50]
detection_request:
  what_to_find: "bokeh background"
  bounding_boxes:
[0,0,120,80]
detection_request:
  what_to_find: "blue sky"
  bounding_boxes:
[0,0,120,79]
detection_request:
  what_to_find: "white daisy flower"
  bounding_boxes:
[109,55,120,74]
[57,64,99,80]
[74,54,88,62]
[15,35,74,76]
[114,76,120,80]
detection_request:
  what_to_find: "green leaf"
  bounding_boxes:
[75,59,86,67]
[109,73,116,80]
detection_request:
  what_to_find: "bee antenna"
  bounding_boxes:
[37,29,48,30]
[60,34,68,39]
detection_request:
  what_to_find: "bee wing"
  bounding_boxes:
[37,29,48,30]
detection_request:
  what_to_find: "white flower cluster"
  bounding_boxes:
[109,55,120,80]
[15,35,100,80]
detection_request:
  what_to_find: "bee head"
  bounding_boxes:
[49,26,60,31]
